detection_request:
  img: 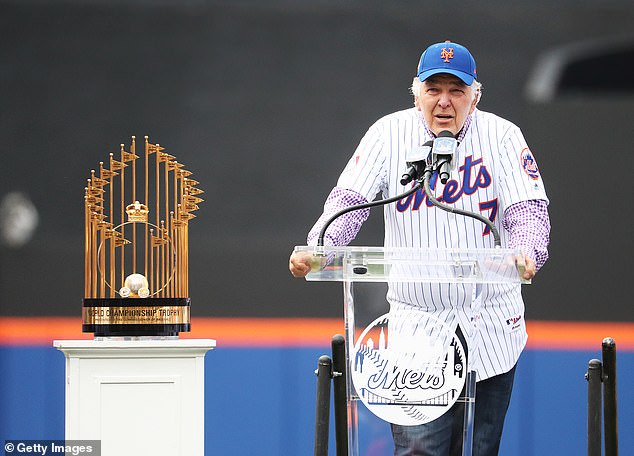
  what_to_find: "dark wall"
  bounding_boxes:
[1,1,632,320]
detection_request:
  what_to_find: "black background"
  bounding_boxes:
[1,0,633,321]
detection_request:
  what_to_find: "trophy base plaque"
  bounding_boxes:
[82,297,191,337]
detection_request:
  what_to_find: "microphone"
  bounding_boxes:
[432,130,458,184]
[400,140,433,186]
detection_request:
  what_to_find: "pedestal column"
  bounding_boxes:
[54,339,215,456]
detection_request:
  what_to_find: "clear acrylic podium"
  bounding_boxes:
[294,245,528,456]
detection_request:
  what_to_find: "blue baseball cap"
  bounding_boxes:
[417,41,477,85]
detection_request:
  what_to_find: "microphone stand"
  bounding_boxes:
[316,183,422,247]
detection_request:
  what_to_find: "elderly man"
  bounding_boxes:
[289,41,550,455]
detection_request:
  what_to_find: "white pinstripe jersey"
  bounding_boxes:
[336,107,549,380]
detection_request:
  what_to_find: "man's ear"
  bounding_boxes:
[469,91,479,114]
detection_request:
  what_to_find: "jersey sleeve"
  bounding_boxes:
[306,187,370,246]
[502,200,551,270]
[336,120,388,200]
[305,119,388,246]
[496,124,549,211]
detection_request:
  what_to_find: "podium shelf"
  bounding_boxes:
[294,246,530,284]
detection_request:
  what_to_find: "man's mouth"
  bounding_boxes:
[435,114,453,120]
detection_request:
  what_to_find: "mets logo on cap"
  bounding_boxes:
[440,47,454,62]
[520,148,540,180]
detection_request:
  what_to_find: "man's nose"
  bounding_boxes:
[437,93,451,108]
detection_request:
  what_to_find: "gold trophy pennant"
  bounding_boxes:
[110,157,127,171]
[167,160,184,171]
[186,186,205,196]
[84,194,104,205]
[184,178,200,187]
[85,185,105,196]
[178,211,197,221]
[99,168,119,180]
[158,152,176,163]
[82,135,203,337]
[90,176,110,188]
[184,195,205,205]
[147,142,165,154]
[89,212,106,222]
[120,149,140,162]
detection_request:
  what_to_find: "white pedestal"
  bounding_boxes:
[54,339,216,456]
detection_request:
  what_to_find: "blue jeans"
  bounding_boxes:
[390,329,517,456]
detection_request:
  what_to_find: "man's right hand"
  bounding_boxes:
[288,251,313,278]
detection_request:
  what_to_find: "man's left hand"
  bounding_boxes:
[516,255,536,281]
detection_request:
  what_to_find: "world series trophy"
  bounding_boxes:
[82,136,204,337]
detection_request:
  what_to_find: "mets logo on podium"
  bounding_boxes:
[351,310,466,426]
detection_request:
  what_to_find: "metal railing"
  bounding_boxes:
[314,334,349,456]
[586,337,619,456]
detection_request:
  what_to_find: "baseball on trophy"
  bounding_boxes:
[121,273,149,298]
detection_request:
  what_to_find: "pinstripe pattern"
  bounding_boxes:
[318,107,549,380]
